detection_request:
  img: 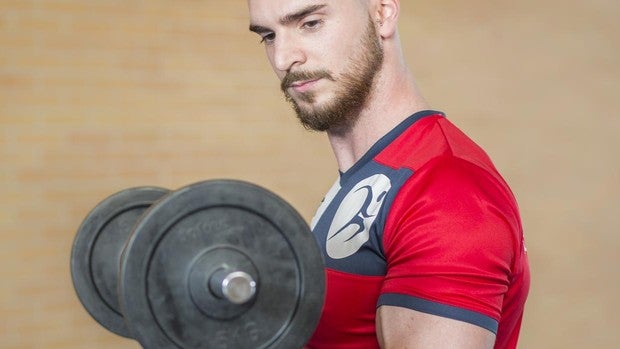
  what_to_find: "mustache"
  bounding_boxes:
[281,70,334,91]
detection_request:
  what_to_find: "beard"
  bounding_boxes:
[280,18,384,132]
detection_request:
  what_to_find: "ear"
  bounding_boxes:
[374,0,399,39]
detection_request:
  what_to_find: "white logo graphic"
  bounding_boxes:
[326,174,392,259]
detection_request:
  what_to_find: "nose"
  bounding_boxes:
[271,34,305,73]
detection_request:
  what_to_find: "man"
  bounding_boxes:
[248,0,529,348]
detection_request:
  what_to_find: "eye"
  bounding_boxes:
[260,32,276,45]
[301,19,323,30]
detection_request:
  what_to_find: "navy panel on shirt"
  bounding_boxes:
[312,162,412,275]
[310,110,443,276]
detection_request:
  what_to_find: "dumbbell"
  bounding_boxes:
[70,179,325,349]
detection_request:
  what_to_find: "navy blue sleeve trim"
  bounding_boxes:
[377,293,498,334]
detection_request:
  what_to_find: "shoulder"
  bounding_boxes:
[392,153,518,217]
[382,154,522,266]
[376,115,500,176]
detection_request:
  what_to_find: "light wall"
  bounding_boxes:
[1,1,618,348]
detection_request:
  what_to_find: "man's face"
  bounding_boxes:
[248,0,384,131]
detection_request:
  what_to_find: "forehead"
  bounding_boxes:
[248,0,326,20]
[247,0,362,24]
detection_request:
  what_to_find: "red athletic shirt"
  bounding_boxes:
[307,111,529,348]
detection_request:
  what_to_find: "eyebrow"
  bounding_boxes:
[249,3,327,33]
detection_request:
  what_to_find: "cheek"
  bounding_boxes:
[312,24,363,73]
[304,39,341,73]
[317,46,352,78]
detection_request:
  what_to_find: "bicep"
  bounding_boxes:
[376,305,496,349]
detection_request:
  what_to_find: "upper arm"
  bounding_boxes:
[377,157,522,346]
[376,305,496,349]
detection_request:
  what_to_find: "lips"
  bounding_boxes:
[290,79,320,93]
[280,71,333,93]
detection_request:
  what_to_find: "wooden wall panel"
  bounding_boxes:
[1,1,618,348]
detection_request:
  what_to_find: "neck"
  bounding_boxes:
[326,55,429,173]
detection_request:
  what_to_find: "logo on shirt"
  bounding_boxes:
[326,174,392,259]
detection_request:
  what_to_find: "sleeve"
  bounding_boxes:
[378,156,521,334]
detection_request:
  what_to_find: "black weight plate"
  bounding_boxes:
[119,180,325,349]
[70,186,170,337]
